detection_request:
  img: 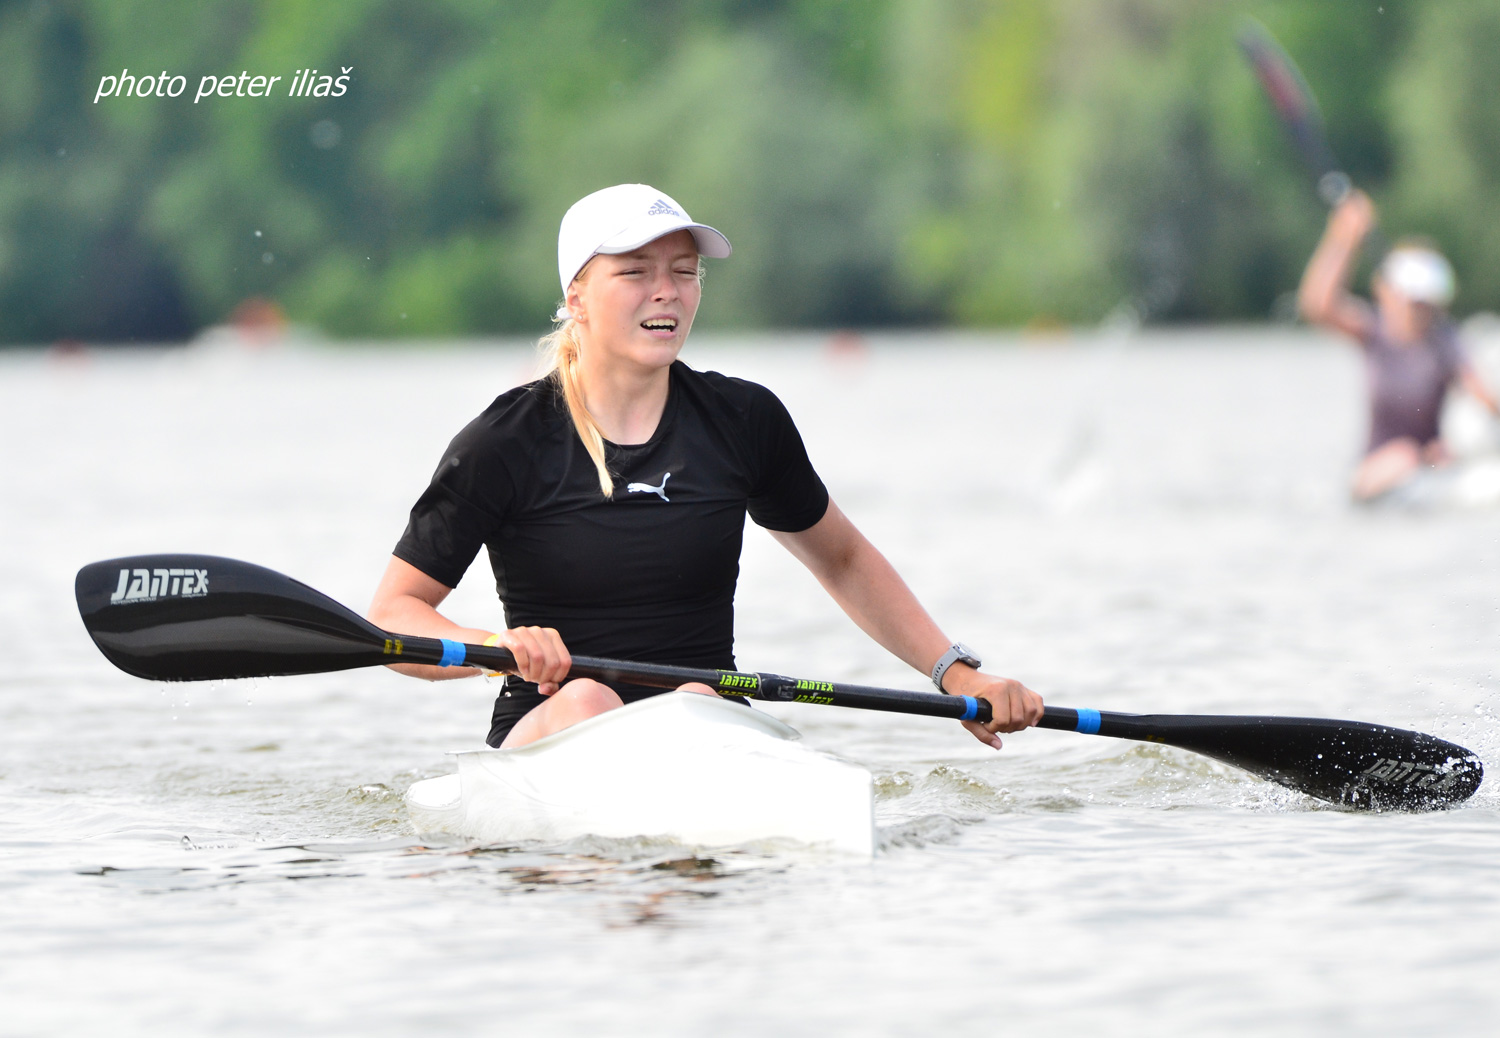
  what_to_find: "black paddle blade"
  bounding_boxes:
[76,555,397,681]
[1112,713,1483,811]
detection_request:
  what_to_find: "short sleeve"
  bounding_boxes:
[744,385,829,532]
[393,422,513,589]
[1436,321,1468,379]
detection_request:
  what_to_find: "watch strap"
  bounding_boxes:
[931,643,982,692]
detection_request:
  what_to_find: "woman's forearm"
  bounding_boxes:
[823,542,951,675]
[1460,365,1500,415]
[369,591,480,641]
[772,504,950,677]
[369,557,492,681]
[1299,228,1359,323]
[775,501,1043,745]
[1299,192,1375,334]
[372,594,493,680]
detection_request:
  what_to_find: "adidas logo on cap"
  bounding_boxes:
[646,198,684,218]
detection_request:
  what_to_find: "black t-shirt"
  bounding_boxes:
[393,360,828,738]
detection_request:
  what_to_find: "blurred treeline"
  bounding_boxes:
[3,0,1498,343]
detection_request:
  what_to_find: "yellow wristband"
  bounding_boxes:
[481,632,504,676]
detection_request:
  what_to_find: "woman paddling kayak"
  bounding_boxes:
[368,184,1042,749]
[1298,190,1499,501]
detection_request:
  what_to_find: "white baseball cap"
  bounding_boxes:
[1380,247,1455,306]
[556,184,732,300]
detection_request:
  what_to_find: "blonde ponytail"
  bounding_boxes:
[541,282,614,497]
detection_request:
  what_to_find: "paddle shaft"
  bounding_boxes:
[377,633,1015,723]
[413,639,1195,737]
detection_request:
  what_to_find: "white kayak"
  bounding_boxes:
[405,692,874,855]
[1369,455,1500,510]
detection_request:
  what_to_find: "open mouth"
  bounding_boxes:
[641,317,678,333]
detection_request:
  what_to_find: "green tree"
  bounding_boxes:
[1,0,1497,344]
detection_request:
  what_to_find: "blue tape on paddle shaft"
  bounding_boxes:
[959,696,979,721]
[1075,708,1102,735]
[438,639,466,667]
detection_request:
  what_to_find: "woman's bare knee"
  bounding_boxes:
[557,678,624,712]
[500,679,623,748]
[1354,439,1421,499]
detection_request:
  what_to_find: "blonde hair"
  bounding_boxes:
[541,263,615,497]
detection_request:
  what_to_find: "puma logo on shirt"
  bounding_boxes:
[626,472,671,502]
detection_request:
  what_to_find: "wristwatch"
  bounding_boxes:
[931,643,982,692]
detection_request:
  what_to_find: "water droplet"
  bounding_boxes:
[309,119,341,149]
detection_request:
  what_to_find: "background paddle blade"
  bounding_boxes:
[1237,17,1349,205]
[1110,713,1483,810]
[76,554,396,680]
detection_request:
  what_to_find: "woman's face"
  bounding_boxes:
[1373,274,1434,341]
[568,230,702,373]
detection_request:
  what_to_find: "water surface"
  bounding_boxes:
[3,329,1497,1035]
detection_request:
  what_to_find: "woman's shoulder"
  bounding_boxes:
[471,375,564,425]
[672,362,791,418]
[448,376,567,451]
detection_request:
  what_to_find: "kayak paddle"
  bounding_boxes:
[1237,15,1398,264]
[77,554,1483,811]
[1238,16,1354,208]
